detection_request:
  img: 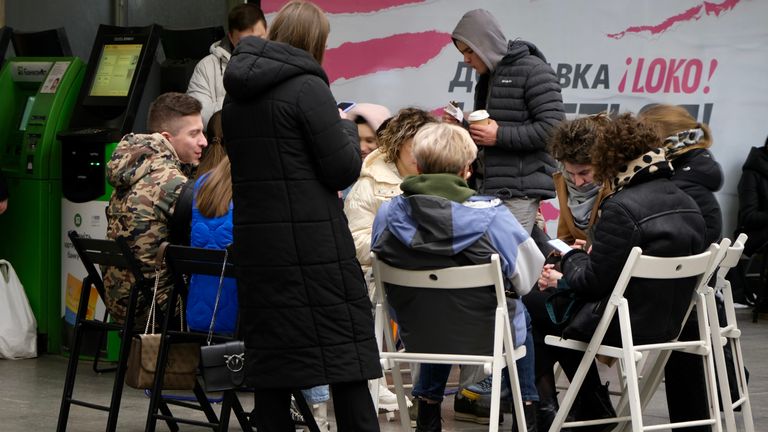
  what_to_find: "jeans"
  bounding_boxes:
[412,306,539,402]
[302,385,330,404]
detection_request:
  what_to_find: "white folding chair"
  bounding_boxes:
[545,242,727,432]
[372,253,528,432]
[706,234,754,432]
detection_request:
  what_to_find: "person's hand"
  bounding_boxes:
[469,119,498,146]
[442,111,461,125]
[338,108,348,120]
[538,263,563,291]
[572,239,587,250]
[0,199,7,215]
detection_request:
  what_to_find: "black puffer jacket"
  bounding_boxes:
[561,164,706,345]
[670,148,723,245]
[473,41,564,199]
[451,9,564,199]
[738,146,768,255]
[222,37,381,389]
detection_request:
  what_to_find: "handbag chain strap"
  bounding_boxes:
[206,248,229,346]
[144,243,186,335]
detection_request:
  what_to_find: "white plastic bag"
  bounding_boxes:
[0,260,37,359]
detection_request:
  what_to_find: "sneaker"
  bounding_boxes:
[290,396,305,425]
[378,381,412,412]
[311,402,330,431]
[461,375,513,412]
[454,393,503,425]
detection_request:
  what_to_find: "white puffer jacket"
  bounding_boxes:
[186,39,231,127]
[343,148,404,282]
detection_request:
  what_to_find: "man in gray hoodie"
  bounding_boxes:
[446,9,565,236]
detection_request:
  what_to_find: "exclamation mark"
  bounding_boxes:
[618,57,632,93]
[703,59,718,94]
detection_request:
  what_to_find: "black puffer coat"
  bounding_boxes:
[222,37,381,389]
[670,148,723,245]
[561,164,706,345]
[738,146,768,255]
[473,41,564,199]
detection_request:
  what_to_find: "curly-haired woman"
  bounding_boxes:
[535,113,707,430]
[344,107,437,290]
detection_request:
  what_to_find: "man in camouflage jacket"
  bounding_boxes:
[103,93,207,325]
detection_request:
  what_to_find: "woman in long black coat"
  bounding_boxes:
[222,1,381,430]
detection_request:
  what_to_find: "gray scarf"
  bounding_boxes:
[564,172,600,230]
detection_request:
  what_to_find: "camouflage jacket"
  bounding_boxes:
[103,133,190,325]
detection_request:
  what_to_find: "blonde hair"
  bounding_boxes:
[412,123,477,174]
[378,108,436,164]
[268,0,329,64]
[638,104,713,149]
[195,156,232,218]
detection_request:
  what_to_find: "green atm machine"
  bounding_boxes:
[58,25,160,357]
[0,31,84,353]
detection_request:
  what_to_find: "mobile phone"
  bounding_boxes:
[337,101,356,113]
[548,238,573,254]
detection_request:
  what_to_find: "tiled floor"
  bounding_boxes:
[1,308,764,431]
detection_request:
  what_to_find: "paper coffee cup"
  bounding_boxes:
[468,110,490,125]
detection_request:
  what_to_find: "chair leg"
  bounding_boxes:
[292,390,320,432]
[158,399,180,432]
[229,391,253,431]
[56,277,94,432]
[193,381,220,426]
[93,310,118,374]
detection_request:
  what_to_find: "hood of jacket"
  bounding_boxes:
[451,9,547,72]
[671,148,723,192]
[359,148,402,185]
[107,133,180,190]
[743,146,768,177]
[210,38,232,62]
[223,36,328,101]
[381,175,505,256]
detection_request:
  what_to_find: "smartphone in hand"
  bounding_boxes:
[548,238,573,254]
[337,101,356,113]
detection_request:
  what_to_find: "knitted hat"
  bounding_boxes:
[347,103,391,132]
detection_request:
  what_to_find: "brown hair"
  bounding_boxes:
[549,113,611,165]
[197,110,227,177]
[228,3,266,33]
[590,113,660,183]
[195,156,232,219]
[268,1,329,64]
[638,104,712,149]
[378,108,437,164]
[147,92,202,134]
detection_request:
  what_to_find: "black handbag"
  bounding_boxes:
[199,249,246,391]
[545,287,605,342]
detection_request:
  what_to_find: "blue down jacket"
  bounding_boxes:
[187,174,237,334]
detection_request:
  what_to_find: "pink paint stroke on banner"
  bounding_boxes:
[324,31,452,83]
[607,0,741,39]
[262,0,427,14]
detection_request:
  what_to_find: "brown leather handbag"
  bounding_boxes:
[125,244,199,390]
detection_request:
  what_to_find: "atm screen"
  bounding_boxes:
[88,43,142,97]
[18,96,35,131]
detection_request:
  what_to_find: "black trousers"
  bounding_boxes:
[251,380,380,432]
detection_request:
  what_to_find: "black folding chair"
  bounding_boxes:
[145,244,321,432]
[56,230,179,432]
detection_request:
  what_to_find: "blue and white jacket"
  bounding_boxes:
[187,174,238,334]
[371,174,543,347]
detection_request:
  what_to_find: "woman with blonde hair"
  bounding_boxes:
[639,104,722,245]
[223,1,381,430]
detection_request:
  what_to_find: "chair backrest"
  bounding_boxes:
[68,230,145,301]
[372,253,506,355]
[597,242,726,344]
[718,233,748,276]
[164,245,235,290]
